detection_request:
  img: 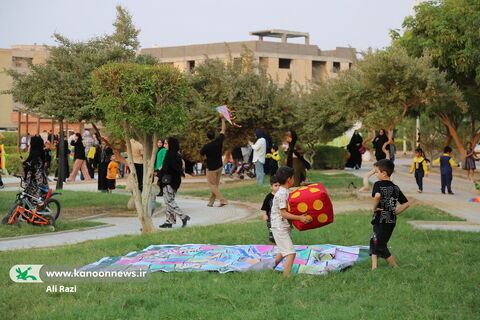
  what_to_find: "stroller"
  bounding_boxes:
[230,162,255,180]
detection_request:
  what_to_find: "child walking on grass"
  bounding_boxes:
[433,146,459,195]
[106,154,119,193]
[370,159,409,270]
[410,147,429,193]
[271,166,311,276]
[261,175,280,244]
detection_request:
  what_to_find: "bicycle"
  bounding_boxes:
[1,175,61,227]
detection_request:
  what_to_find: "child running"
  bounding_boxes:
[409,147,429,193]
[261,175,280,244]
[271,166,310,276]
[433,146,459,195]
[370,159,409,270]
[106,154,119,193]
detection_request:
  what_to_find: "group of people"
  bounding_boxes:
[259,158,409,275]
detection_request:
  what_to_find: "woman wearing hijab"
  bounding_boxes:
[159,137,190,228]
[67,133,92,181]
[372,129,388,161]
[23,136,49,199]
[285,130,308,187]
[346,130,363,169]
[249,130,267,184]
[97,139,113,192]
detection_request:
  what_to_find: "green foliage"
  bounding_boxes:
[180,51,306,161]
[312,146,348,169]
[397,0,480,147]
[3,6,139,124]
[305,81,355,145]
[135,54,159,66]
[92,63,190,138]
[0,132,18,146]
[4,153,27,174]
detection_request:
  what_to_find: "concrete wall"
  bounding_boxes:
[140,40,355,87]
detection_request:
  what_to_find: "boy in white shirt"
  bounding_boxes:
[271,166,311,276]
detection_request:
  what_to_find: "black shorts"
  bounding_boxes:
[107,179,116,190]
[369,223,395,259]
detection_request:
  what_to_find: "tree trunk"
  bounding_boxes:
[439,116,466,157]
[56,119,65,190]
[125,136,156,233]
[26,113,29,136]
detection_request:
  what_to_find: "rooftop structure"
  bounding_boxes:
[250,29,310,44]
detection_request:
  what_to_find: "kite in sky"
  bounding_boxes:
[216,105,242,127]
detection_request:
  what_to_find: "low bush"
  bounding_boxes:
[312,145,347,169]
[0,132,19,146]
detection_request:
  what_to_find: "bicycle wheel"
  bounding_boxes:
[1,201,21,225]
[43,199,61,221]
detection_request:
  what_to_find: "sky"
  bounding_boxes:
[0,0,416,52]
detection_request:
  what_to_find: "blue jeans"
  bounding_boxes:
[255,161,265,185]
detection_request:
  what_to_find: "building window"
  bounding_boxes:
[333,62,341,73]
[187,60,195,72]
[279,58,291,69]
[349,62,352,70]
[312,61,327,81]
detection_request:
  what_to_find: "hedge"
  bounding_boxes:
[4,153,28,175]
[0,132,19,146]
[312,146,348,169]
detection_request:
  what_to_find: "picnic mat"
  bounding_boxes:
[82,244,369,275]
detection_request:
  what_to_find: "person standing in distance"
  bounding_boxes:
[200,114,228,207]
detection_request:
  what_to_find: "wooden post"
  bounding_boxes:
[26,113,29,137]
[51,119,55,143]
[36,116,40,135]
[17,111,21,153]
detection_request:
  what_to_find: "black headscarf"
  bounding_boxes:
[286,130,298,168]
[26,136,45,163]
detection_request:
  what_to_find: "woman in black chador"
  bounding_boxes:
[23,136,49,199]
[372,129,388,161]
[346,130,363,169]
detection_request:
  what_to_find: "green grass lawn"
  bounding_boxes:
[0,190,129,214]
[0,205,478,319]
[0,190,128,237]
[0,220,106,238]
[180,171,364,202]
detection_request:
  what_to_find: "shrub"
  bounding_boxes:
[4,153,27,175]
[0,132,19,146]
[3,146,19,154]
[312,146,347,169]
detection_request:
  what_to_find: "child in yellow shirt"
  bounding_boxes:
[106,154,119,193]
[433,146,459,194]
[410,148,429,193]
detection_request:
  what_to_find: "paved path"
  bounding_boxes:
[0,181,256,251]
[346,161,480,231]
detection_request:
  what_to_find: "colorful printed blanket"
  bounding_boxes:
[82,244,369,275]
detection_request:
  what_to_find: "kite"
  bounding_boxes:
[81,244,368,275]
[469,198,480,203]
[288,183,334,231]
[216,105,242,127]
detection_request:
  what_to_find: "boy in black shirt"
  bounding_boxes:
[261,175,280,243]
[370,159,409,270]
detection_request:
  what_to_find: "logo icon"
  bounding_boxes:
[10,265,43,283]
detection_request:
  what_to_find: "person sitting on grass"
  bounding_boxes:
[370,159,410,270]
[106,154,119,193]
[261,175,281,244]
[271,166,311,276]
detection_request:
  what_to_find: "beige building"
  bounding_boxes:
[0,45,50,131]
[140,29,356,86]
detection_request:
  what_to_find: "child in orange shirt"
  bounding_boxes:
[106,154,119,193]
